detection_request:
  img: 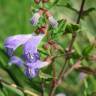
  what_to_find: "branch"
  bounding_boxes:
[49,0,86,95]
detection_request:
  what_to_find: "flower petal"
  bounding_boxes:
[23,34,45,62]
[23,52,40,63]
[30,13,40,25]
[8,56,24,66]
[26,60,49,69]
[34,60,50,69]
[4,34,32,56]
[24,67,39,78]
[48,16,58,28]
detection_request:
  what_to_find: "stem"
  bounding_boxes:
[51,62,57,89]
[52,63,56,81]
[41,79,45,96]
[49,0,86,95]
[77,0,86,24]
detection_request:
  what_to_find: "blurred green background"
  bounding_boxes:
[0,0,96,96]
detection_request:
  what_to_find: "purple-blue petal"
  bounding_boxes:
[4,34,32,56]
[6,48,13,56]
[24,67,39,78]
[23,34,45,62]
[23,52,40,63]
[8,56,24,67]
[25,60,49,69]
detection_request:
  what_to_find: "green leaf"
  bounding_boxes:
[65,23,79,33]
[39,71,52,81]
[71,24,79,32]
[82,45,94,56]
[0,89,5,96]
[2,83,24,96]
[0,49,9,69]
[7,66,42,92]
[74,41,82,55]
[52,19,67,38]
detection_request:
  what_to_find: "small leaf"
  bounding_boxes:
[71,24,79,32]
[82,45,94,56]
[39,71,52,81]
[74,42,82,55]
[65,23,79,33]
[52,19,67,38]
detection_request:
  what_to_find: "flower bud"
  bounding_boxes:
[45,10,58,28]
[43,43,50,50]
[36,25,48,34]
[42,0,49,3]
[30,13,40,25]
[48,16,58,28]
[48,40,55,45]
[48,40,62,50]
[30,8,44,25]
[34,0,40,4]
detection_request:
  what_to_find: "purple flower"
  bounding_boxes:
[25,60,50,78]
[4,32,50,78]
[4,34,32,56]
[23,33,50,78]
[30,13,41,25]
[25,67,39,78]
[48,16,58,28]
[8,56,24,66]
